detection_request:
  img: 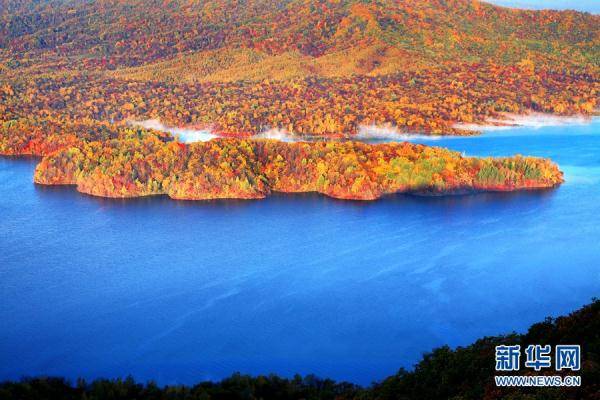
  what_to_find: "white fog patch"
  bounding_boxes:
[129,119,218,143]
[257,125,445,143]
[495,113,593,127]
[254,128,300,142]
[128,114,598,143]
[356,125,442,142]
[452,123,514,132]
[454,112,595,131]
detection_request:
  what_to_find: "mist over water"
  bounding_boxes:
[128,120,449,143]
[355,125,443,141]
[253,128,299,142]
[131,114,597,145]
[0,120,599,386]
[453,113,595,132]
[130,120,304,143]
[130,119,218,143]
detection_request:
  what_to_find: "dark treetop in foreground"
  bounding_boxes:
[1,299,598,400]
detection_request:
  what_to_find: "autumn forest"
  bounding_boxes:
[1,0,598,199]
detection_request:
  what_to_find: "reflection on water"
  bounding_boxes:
[33,182,558,207]
[0,121,599,386]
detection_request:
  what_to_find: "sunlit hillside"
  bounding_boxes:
[0,0,598,138]
[1,0,598,82]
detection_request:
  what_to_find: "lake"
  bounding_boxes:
[1,120,599,386]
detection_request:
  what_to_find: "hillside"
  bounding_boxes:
[108,0,600,83]
[1,0,599,80]
[0,0,598,139]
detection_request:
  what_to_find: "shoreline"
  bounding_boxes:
[1,299,597,394]
[31,178,563,202]
[29,138,564,202]
[128,112,598,146]
[452,112,598,132]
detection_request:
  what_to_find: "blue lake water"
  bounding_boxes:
[1,121,599,386]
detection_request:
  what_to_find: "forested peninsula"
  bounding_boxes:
[1,122,562,200]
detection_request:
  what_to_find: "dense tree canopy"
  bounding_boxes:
[1,64,597,137]
[1,0,596,199]
[2,0,598,69]
[1,0,598,138]
[31,133,563,200]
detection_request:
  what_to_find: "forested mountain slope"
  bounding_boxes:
[1,0,598,78]
[1,0,598,136]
